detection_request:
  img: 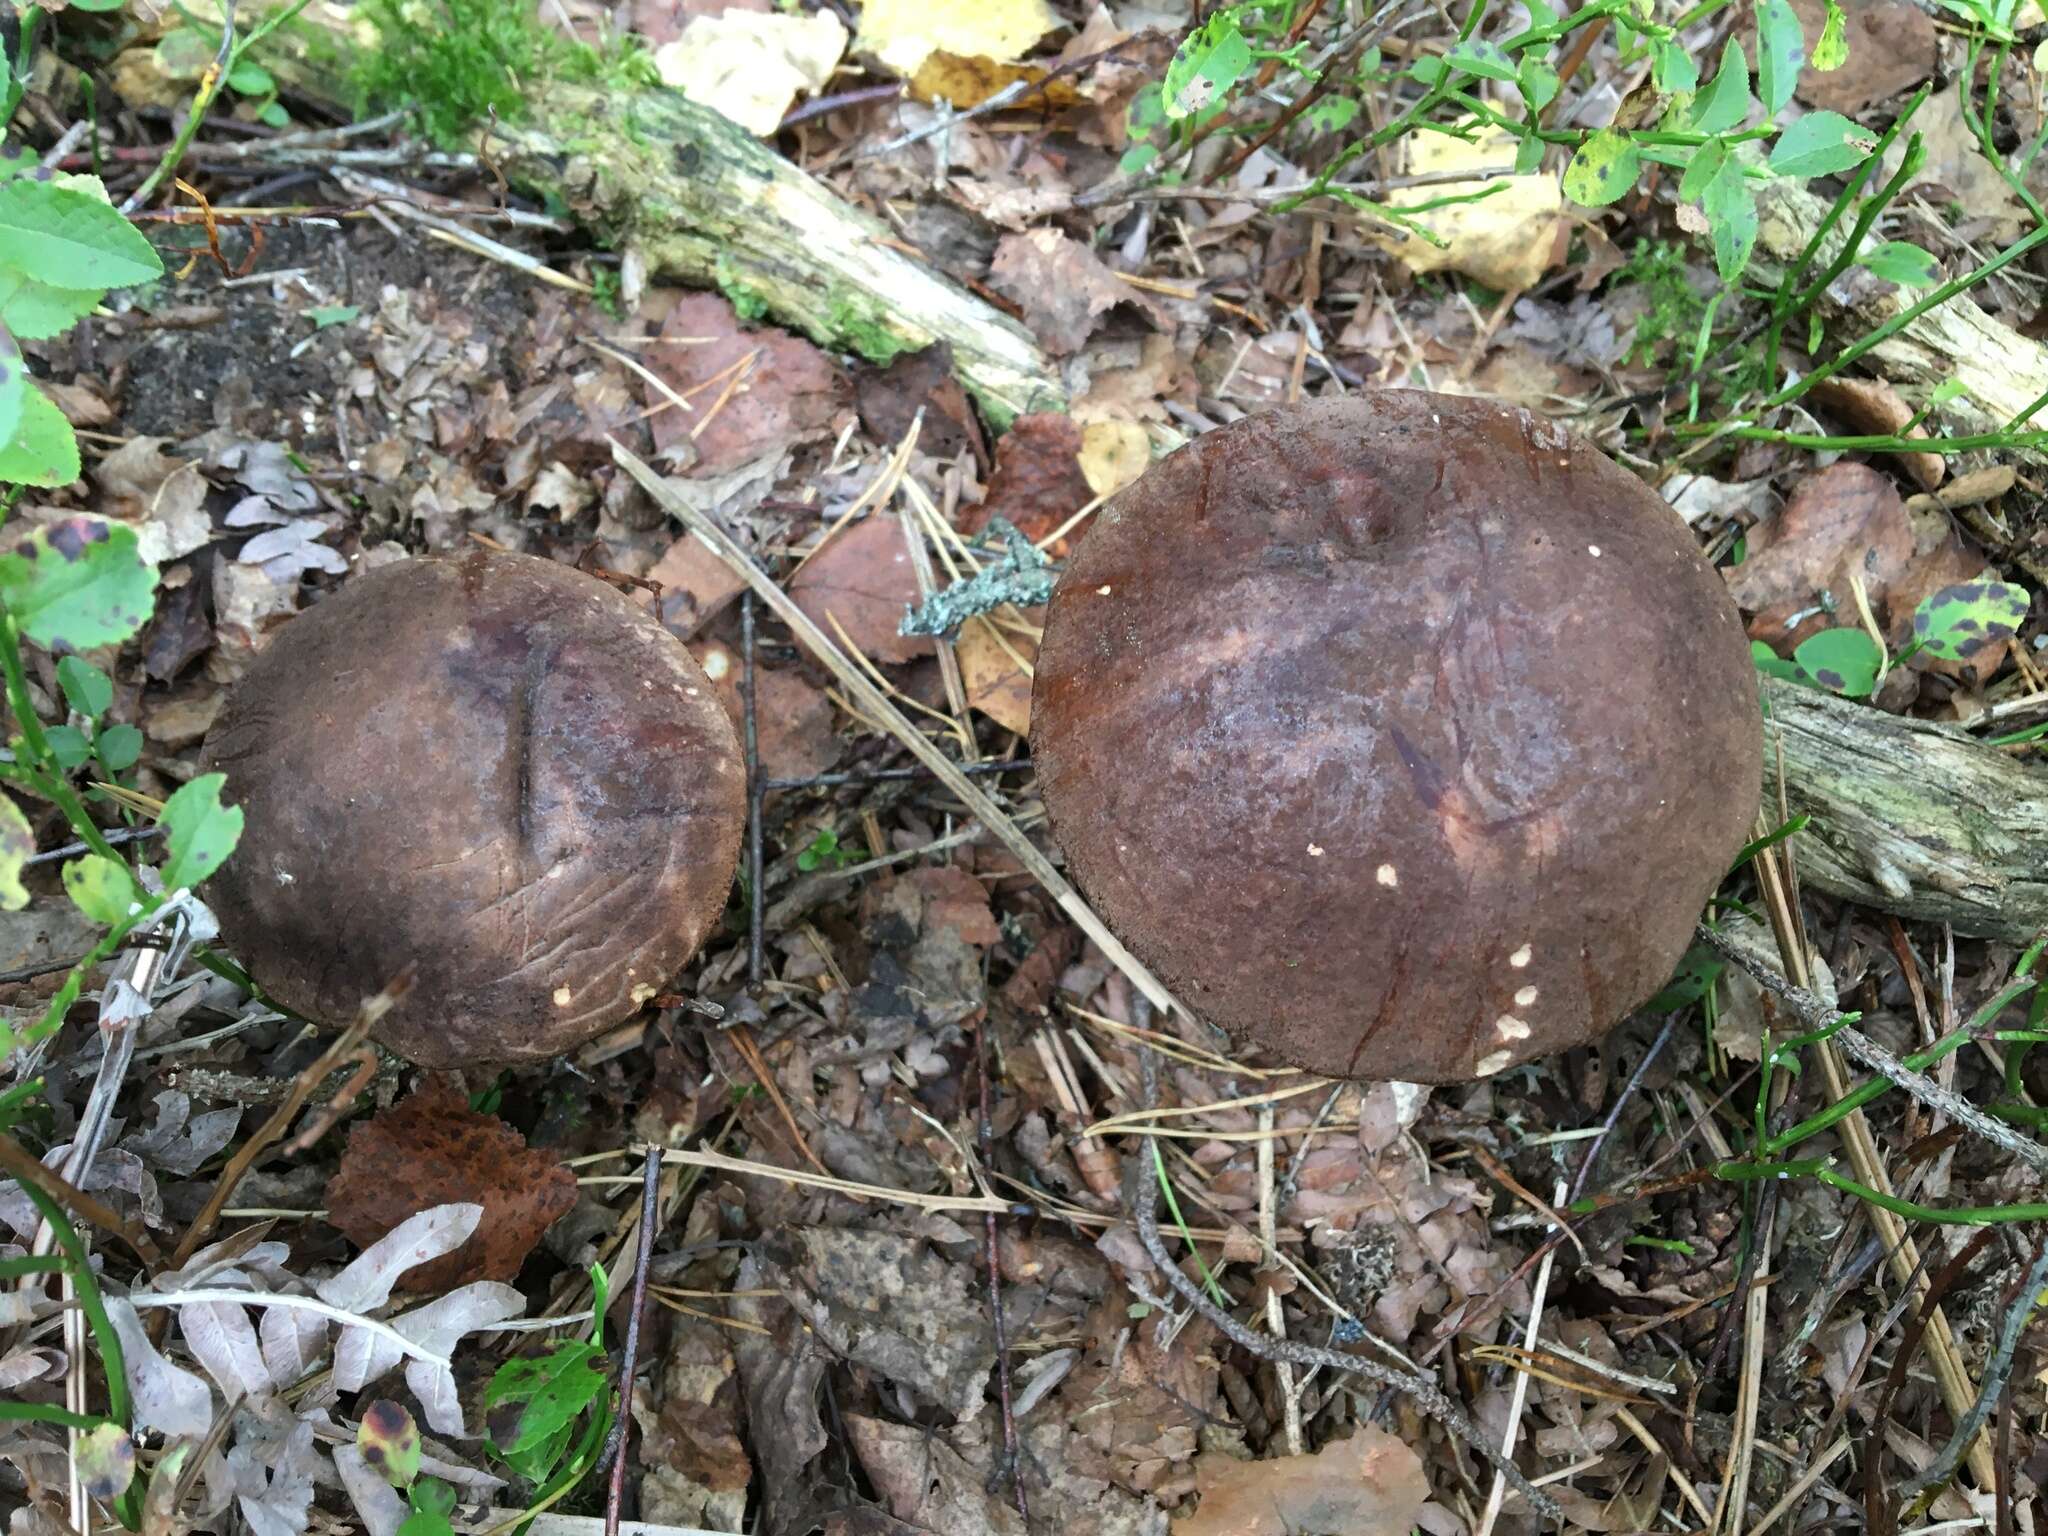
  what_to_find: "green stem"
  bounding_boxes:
[0,1402,113,1432]
[1151,1140,1230,1307]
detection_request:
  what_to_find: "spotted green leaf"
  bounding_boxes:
[1563,129,1641,207]
[1163,12,1251,120]
[1911,578,2030,661]
[1756,0,1806,116]
[1813,0,1848,69]
[0,793,30,911]
[1792,626,1882,696]
[1860,240,1940,286]
[156,772,243,892]
[359,1400,423,1488]
[1701,155,1759,282]
[1447,40,1518,82]
[75,1423,134,1503]
[0,517,155,649]
[1767,110,1875,177]
[63,854,134,926]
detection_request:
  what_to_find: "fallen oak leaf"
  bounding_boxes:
[1174,1428,1428,1536]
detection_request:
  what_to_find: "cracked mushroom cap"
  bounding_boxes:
[1031,392,1761,1084]
[201,548,746,1067]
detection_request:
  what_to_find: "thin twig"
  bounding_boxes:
[1697,924,2048,1177]
[0,1130,160,1266]
[610,438,1184,1020]
[602,1147,662,1536]
[979,1021,1029,1523]
[1123,1049,1561,1524]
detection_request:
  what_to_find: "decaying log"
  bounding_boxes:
[254,5,1064,426]
[1763,676,2048,942]
[1757,181,2048,459]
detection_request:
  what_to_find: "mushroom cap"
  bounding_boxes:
[201,548,746,1067]
[1031,392,1762,1083]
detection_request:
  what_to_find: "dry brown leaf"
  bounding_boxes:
[691,639,842,780]
[1787,0,1933,116]
[957,617,1034,735]
[787,516,933,664]
[911,51,1078,109]
[326,1080,578,1292]
[1725,462,1916,645]
[968,412,1092,541]
[1176,1430,1427,1536]
[1804,376,1944,491]
[645,292,851,477]
[855,343,985,467]
[94,436,212,565]
[638,532,748,640]
[988,230,1166,356]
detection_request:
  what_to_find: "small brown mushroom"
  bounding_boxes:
[1031,392,1762,1083]
[201,548,746,1067]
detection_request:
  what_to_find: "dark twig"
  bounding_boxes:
[778,83,904,130]
[1124,1049,1562,1523]
[1569,1011,1680,1202]
[603,1145,664,1536]
[743,592,765,988]
[0,1129,160,1268]
[170,967,411,1270]
[979,1021,1029,1524]
[1896,1235,2048,1503]
[1696,924,2048,1177]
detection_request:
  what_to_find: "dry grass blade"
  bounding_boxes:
[656,1146,1007,1214]
[610,436,1185,1019]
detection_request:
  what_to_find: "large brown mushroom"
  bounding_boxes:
[201,548,746,1067]
[1031,392,1761,1084]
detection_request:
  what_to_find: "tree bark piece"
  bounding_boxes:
[255,6,1064,427]
[1764,676,2048,941]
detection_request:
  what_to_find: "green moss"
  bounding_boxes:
[823,293,917,366]
[352,0,653,146]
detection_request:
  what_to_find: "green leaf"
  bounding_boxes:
[0,269,106,342]
[1524,0,1561,29]
[68,0,131,9]
[153,27,216,81]
[1518,56,1560,111]
[1680,137,1728,202]
[1750,639,1801,683]
[156,772,242,892]
[1163,11,1251,119]
[0,181,164,291]
[484,1339,607,1483]
[1514,132,1545,173]
[358,1400,423,1488]
[44,725,91,773]
[1767,110,1875,177]
[1447,39,1518,82]
[1563,129,1641,206]
[0,382,81,488]
[0,517,154,648]
[63,854,134,925]
[257,101,291,129]
[1860,240,1940,286]
[1792,626,1882,696]
[1690,38,1751,134]
[1910,578,2031,661]
[56,656,111,719]
[1303,95,1358,133]
[1755,0,1806,116]
[1930,377,1967,405]
[398,1479,456,1536]
[1118,142,1159,176]
[1655,40,1700,94]
[227,60,276,96]
[1813,0,1848,69]
[1702,155,1759,282]
[0,794,30,911]
[305,304,360,329]
[94,723,142,774]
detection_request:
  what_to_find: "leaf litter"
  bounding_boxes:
[3,2,2048,1533]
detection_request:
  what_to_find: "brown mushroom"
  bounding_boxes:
[200,548,746,1067]
[1030,392,1761,1083]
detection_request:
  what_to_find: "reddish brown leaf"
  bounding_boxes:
[787,517,933,664]
[854,343,985,467]
[1725,463,1916,646]
[1176,1429,1428,1536]
[964,413,1091,544]
[326,1080,577,1292]
[690,638,843,780]
[638,533,748,641]
[987,229,1166,356]
[645,292,851,477]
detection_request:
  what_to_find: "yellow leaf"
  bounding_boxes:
[1363,130,1562,293]
[910,51,1077,110]
[1078,419,1150,498]
[856,0,1058,79]
[956,618,1034,736]
[655,10,849,136]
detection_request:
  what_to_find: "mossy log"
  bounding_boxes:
[1763,676,2048,942]
[254,6,1064,427]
